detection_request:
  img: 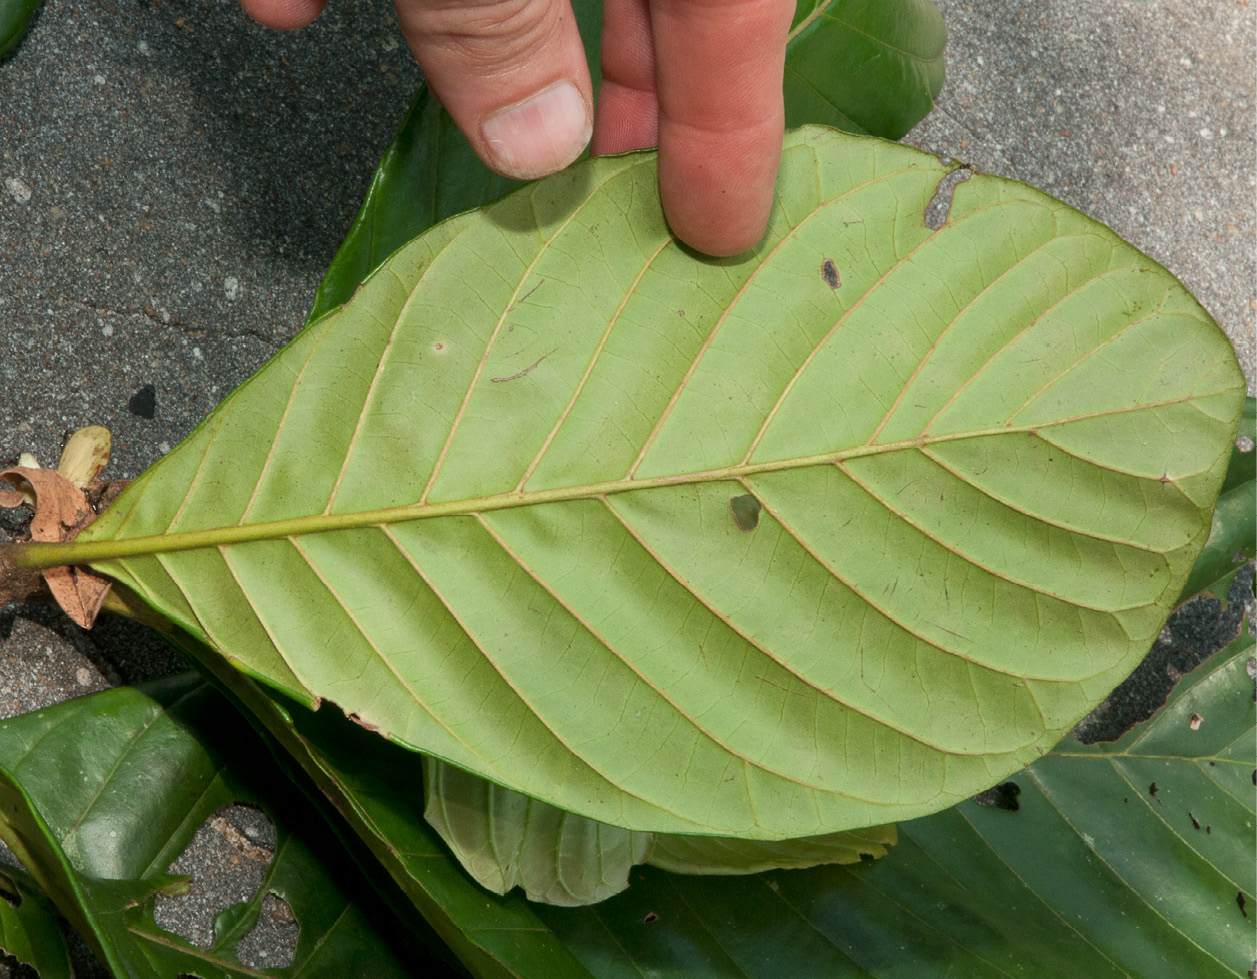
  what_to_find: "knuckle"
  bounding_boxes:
[413,0,565,76]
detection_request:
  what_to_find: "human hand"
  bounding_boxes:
[238,0,792,256]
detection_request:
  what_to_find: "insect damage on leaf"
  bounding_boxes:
[820,258,841,288]
[729,493,762,532]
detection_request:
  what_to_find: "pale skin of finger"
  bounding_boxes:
[242,0,594,180]
[597,0,793,256]
[238,0,327,30]
[240,0,787,254]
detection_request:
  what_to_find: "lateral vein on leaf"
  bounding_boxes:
[951,800,1130,976]
[601,492,979,754]
[920,445,1170,557]
[866,228,1103,446]
[324,225,471,515]
[516,236,674,493]
[239,317,341,526]
[286,534,485,760]
[21,402,1203,569]
[836,459,1153,614]
[420,161,643,505]
[474,512,879,800]
[382,524,687,825]
[1025,764,1232,968]
[214,547,319,700]
[748,196,1053,462]
[632,163,922,479]
[1006,307,1190,426]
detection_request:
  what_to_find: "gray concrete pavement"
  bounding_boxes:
[0,0,1252,975]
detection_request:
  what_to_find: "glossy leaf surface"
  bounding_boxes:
[166,604,1256,977]
[54,127,1245,840]
[1176,396,1256,604]
[0,677,425,978]
[0,0,42,57]
[307,0,946,321]
[0,866,73,979]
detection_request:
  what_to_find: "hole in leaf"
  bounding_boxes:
[1149,782,1158,797]
[127,383,157,419]
[729,494,761,532]
[923,168,973,229]
[0,950,40,979]
[0,872,20,908]
[1189,712,1203,730]
[642,911,660,923]
[973,781,1020,811]
[235,892,299,970]
[154,804,277,950]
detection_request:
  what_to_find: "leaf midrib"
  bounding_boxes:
[21,401,1198,569]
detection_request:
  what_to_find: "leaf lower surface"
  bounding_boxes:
[59,127,1246,840]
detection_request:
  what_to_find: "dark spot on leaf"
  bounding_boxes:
[1123,797,1128,804]
[643,911,660,923]
[973,781,1020,811]
[729,494,761,532]
[821,259,840,289]
[128,383,156,419]
[1209,761,1216,767]
[1252,769,1255,786]
[1149,782,1158,797]
[1207,825,1212,834]
[1239,891,1249,919]
[1189,812,1201,830]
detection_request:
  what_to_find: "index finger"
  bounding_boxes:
[650,0,793,256]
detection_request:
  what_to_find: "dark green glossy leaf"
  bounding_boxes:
[0,676,429,978]
[307,0,945,321]
[0,0,42,58]
[156,623,596,979]
[0,866,73,979]
[160,603,1253,977]
[785,0,946,136]
[1220,395,1254,495]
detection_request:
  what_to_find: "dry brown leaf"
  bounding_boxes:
[0,465,111,627]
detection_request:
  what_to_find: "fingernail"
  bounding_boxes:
[481,81,591,179]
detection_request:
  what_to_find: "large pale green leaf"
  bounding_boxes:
[0,676,435,978]
[307,0,946,321]
[18,127,1244,840]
